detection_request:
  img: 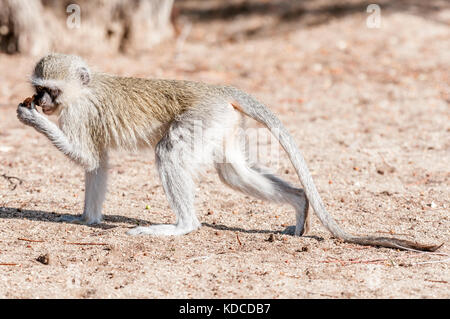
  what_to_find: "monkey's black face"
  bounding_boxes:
[34,86,61,115]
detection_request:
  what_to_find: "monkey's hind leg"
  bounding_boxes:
[127,122,201,236]
[215,162,310,236]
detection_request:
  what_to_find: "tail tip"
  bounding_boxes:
[426,242,444,252]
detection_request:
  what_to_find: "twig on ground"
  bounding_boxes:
[236,234,242,246]
[341,244,370,250]
[1,173,24,190]
[306,290,339,298]
[64,242,108,246]
[18,238,45,243]
[425,279,448,284]
[321,257,387,266]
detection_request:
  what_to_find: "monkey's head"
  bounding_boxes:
[30,53,91,115]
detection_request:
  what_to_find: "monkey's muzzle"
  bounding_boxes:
[41,104,57,115]
[20,95,57,115]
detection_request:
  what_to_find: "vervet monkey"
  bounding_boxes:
[17,54,441,251]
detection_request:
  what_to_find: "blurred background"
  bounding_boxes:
[0,0,448,108]
[1,0,449,55]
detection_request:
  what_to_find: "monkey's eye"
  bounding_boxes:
[49,88,61,99]
[35,86,44,94]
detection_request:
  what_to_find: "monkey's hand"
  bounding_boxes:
[17,102,54,139]
[17,102,42,128]
[17,103,100,171]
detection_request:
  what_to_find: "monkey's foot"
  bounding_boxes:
[127,224,198,236]
[57,214,102,225]
[282,225,307,237]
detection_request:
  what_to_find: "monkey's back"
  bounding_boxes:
[88,74,233,150]
[93,74,229,122]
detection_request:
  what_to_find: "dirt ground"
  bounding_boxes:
[0,0,449,298]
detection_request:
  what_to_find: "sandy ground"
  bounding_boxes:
[0,0,449,298]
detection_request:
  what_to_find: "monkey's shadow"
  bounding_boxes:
[202,222,324,242]
[0,206,324,240]
[0,206,147,230]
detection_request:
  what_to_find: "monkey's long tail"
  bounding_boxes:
[230,90,442,252]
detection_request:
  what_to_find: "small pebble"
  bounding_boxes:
[36,253,50,265]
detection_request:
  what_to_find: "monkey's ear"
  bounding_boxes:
[78,67,90,85]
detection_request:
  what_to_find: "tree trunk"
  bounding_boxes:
[0,0,175,55]
[115,0,175,52]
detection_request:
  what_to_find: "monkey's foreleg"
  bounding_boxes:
[17,104,99,170]
[17,104,107,225]
[127,124,201,236]
[58,156,108,225]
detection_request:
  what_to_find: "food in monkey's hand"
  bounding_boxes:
[21,95,37,110]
